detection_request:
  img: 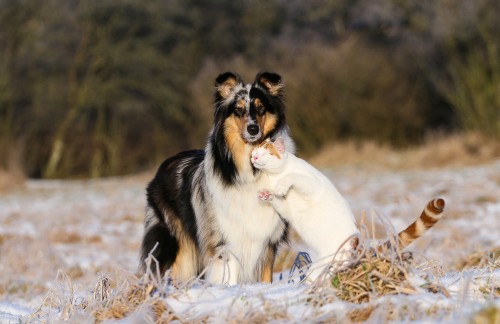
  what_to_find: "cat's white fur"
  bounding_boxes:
[251,138,359,281]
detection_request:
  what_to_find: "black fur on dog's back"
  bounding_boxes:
[140,150,204,274]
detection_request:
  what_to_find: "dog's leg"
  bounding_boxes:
[260,243,278,283]
[139,212,179,276]
[261,253,274,283]
[170,236,199,282]
[256,192,281,283]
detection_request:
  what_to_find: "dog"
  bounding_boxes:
[140,71,295,284]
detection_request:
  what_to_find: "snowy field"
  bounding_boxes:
[0,161,499,322]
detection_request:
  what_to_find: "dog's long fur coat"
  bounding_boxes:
[140,72,294,284]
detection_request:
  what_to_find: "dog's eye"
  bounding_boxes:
[234,107,245,117]
[256,105,265,115]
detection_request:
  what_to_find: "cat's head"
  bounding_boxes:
[251,137,287,173]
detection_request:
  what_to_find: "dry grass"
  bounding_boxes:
[92,277,175,323]
[29,271,177,323]
[28,224,453,323]
[329,252,416,304]
[471,306,500,324]
[310,132,500,170]
[307,239,448,306]
[2,137,499,323]
[19,209,494,323]
[300,214,452,323]
[457,247,500,270]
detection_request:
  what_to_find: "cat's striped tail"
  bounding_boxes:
[380,198,445,251]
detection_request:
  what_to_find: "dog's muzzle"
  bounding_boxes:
[244,123,262,143]
[247,124,259,136]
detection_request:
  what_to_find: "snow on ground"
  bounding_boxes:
[0,162,499,322]
[0,301,32,322]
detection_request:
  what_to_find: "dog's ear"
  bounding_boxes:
[255,72,283,97]
[215,72,241,99]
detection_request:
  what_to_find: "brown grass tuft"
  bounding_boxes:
[347,305,376,322]
[93,275,176,323]
[307,214,450,307]
[328,247,417,304]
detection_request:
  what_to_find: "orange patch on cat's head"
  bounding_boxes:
[259,140,282,159]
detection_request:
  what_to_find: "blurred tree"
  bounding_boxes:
[1,0,496,178]
[0,0,42,170]
[430,0,500,139]
[44,0,204,177]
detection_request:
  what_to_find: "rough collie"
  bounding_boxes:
[140,71,294,284]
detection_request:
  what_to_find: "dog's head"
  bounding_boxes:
[214,72,286,145]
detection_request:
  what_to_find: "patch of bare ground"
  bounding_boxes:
[310,132,500,170]
[0,145,26,192]
[0,168,25,192]
[48,230,103,245]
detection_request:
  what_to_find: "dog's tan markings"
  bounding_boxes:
[224,116,248,173]
[170,235,199,281]
[234,99,246,116]
[261,262,273,283]
[237,99,246,108]
[260,247,276,283]
[260,113,277,139]
[254,98,264,111]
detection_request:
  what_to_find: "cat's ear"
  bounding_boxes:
[273,137,286,154]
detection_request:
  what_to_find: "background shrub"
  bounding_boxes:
[0,0,497,178]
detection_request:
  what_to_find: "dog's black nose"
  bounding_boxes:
[247,124,259,136]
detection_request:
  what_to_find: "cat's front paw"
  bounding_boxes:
[258,189,273,201]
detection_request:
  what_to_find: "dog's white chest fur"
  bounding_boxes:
[206,156,283,282]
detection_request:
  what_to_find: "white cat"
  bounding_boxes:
[251,138,359,281]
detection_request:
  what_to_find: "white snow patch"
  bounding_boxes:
[0,301,32,323]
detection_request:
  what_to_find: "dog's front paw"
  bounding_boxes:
[258,189,273,201]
